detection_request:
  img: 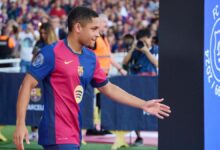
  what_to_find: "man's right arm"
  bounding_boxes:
[13,74,38,150]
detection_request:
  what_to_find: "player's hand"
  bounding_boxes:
[142,98,171,119]
[13,124,30,150]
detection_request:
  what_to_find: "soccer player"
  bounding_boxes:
[13,6,171,150]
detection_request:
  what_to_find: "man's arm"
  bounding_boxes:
[143,49,158,68]
[13,74,38,150]
[122,48,135,66]
[122,42,136,66]
[139,44,158,68]
[110,59,127,76]
[98,82,171,119]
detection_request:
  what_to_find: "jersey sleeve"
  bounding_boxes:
[28,45,55,81]
[91,57,108,88]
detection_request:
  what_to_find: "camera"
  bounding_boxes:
[130,63,142,74]
[136,40,144,49]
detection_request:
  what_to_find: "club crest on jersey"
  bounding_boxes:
[78,66,84,77]
[74,85,84,104]
[32,53,44,68]
[30,88,42,102]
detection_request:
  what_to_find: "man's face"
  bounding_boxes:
[79,17,100,48]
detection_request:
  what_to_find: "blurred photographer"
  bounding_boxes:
[122,28,159,146]
[123,28,158,76]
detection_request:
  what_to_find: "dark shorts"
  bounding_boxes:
[43,144,80,150]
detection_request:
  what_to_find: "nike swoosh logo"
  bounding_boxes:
[64,60,73,64]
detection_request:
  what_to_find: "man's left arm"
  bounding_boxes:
[98,82,171,119]
[111,59,127,76]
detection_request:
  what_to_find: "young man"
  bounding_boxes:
[13,7,171,150]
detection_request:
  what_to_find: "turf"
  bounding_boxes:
[0,126,157,150]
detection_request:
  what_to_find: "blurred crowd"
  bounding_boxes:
[0,0,159,57]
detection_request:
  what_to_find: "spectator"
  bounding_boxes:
[50,16,67,40]
[7,0,20,21]
[18,22,39,73]
[50,0,66,18]
[0,26,15,59]
[39,0,51,13]
[6,20,20,58]
[32,22,58,58]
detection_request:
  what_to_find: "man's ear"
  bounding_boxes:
[74,23,82,33]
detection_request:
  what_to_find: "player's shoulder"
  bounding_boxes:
[37,41,58,62]
[40,41,58,53]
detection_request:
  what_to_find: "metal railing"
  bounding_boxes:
[0,58,21,72]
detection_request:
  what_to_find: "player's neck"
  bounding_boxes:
[67,35,82,54]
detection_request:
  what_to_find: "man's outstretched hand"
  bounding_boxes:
[142,98,171,119]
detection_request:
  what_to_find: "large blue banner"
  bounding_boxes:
[101,76,158,130]
[204,1,220,150]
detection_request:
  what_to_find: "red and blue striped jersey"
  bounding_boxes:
[28,39,108,146]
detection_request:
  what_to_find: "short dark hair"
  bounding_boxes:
[136,28,151,40]
[123,34,135,46]
[123,34,135,41]
[67,6,98,32]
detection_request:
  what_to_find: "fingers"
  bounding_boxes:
[160,104,170,110]
[156,113,164,119]
[155,99,172,114]
[15,136,24,150]
[159,110,170,117]
[154,98,164,103]
[25,132,30,145]
[13,134,24,150]
[13,135,19,148]
[19,136,24,150]
[160,105,171,113]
